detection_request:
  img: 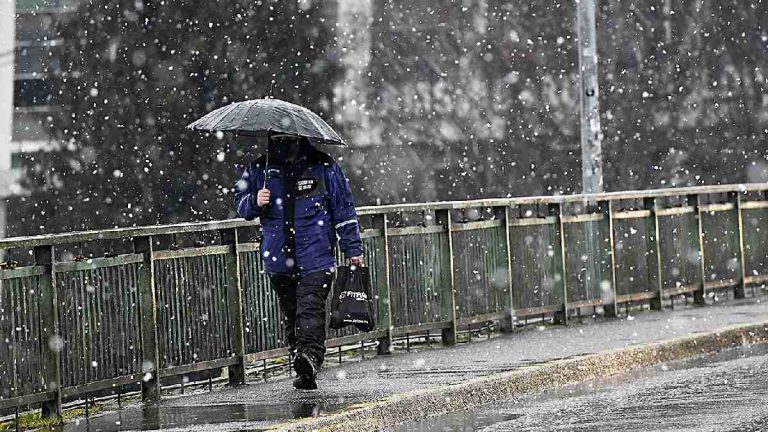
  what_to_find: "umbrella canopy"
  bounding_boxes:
[187,98,346,146]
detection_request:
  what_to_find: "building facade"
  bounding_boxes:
[1,0,76,242]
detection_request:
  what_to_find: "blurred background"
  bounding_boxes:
[1,0,767,237]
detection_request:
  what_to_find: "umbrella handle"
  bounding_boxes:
[260,132,271,212]
[264,132,270,184]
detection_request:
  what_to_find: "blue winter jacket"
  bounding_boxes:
[234,147,363,276]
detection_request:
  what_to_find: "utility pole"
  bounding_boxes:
[576,0,603,194]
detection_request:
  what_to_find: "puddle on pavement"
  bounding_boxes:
[56,401,344,432]
[392,343,768,431]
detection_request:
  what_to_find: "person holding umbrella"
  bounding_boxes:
[188,99,363,390]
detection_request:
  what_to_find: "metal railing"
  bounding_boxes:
[1,183,768,418]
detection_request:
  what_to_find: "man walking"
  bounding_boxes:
[234,134,363,390]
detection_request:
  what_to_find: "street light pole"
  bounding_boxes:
[576,0,603,194]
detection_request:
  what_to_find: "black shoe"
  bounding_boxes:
[293,352,318,389]
[292,375,318,390]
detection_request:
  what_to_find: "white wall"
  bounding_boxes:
[333,0,378,146]
[0,0,13,174]
[0,0,15,243]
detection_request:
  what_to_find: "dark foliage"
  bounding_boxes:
[7,0,768,236]
[10,0,338,235]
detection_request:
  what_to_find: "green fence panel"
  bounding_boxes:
[658,212,701,293]
[0,273,44,399]
[452,224,508,320]
[240,248,283,354]
[56,264,141,388]
[701,209,741,286]
[612,216,658,298]
[154,254,231,368]
[388,231,451,327]
[742,207,768,281]
[563,219,610,305]
[509,222,563,313]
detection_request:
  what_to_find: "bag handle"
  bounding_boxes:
[345,257,366,268]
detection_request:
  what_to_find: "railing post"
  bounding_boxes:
[219,228,246,385]
[548,204,568,325]
[644,197,665,310]
[599,200,618,317]
[687,194,707,305]
[35,245,62,419]
[435,209,457,345]
[372,213,393,355]
[133,236,161,403]
[502,206,515,331]
[729,191,747,299]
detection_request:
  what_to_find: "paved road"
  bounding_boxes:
[394,343,768,431]
[60,297,768,431]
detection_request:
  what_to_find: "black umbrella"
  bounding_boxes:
[187,98,346,146]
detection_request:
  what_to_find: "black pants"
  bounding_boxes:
[269,270,334,365]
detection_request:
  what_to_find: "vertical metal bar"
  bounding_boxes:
[219,228,246,385]
[503,206,515,331]
[577,0,604,194]
[372,213,393,355]
[35,244,62,419]
[644,197,665,310]
[190,256,201,364]
[133,236,161,403]
[71,271,83,387]
[81,270,91,386]
[548,204,568,325]
[600,201,618,317]
[435,209,457,345]
[730,191,747,299]
[687,194,707,305]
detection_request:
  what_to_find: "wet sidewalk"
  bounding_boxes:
[68,297,768,431]
[394,343,768,431]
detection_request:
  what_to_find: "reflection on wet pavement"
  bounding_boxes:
[57,401,339,432]
[393,344,768,431]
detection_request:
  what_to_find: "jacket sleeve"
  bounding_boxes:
[234,163,261,221]
[326,162,363,258]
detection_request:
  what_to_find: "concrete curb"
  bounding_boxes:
[266,321,768,431]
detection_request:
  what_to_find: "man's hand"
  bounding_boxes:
[256,188,271,207]
[348,256,364,267]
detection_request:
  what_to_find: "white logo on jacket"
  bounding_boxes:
[338,291,368,301]
[297,178,317,192]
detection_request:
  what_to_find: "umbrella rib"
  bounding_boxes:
[302,107,331,142]
[206,103,240,131]
[214,102,249,131]
[286,103,305,138]
[237,100,260,135]
[305,106,343,144]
